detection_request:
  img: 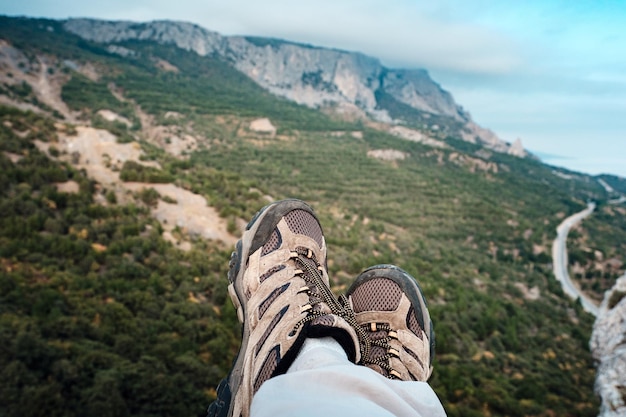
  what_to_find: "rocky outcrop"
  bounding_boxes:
[590,274,626,417]
[508,138,526,157]
[64,19,224,56]
[249,118,276,136]
[381,68,467,121]
[367,149,408,161]
[63,18,525,156]
[388,126,446,148]
[460,122,527,157]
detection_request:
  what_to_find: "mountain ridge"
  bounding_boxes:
[62,18,525,157]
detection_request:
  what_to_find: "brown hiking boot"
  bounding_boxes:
[208,199,364,417]
[347,264,435,381]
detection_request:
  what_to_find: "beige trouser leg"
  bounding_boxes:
[251,338,447,417]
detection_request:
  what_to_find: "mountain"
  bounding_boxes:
[1,14,625,417]
[62,18,525,157]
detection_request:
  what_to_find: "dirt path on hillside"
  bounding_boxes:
[28,56,75,122]
[35,58,73,121]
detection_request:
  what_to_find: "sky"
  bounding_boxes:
[2,0,625,178]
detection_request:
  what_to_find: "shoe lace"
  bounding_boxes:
[289,247,371,360]
[360,322,402,379]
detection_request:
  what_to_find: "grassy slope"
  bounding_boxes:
[2,15,624,416]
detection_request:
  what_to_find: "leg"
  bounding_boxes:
[250,264,446,417]
[250,336,445,417]
[207,200,364,417]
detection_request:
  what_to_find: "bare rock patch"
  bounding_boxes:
[249,118,276,136]
[367,149,408,161]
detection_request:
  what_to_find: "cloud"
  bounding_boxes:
[202,0,525,74]
[3,0,525,75]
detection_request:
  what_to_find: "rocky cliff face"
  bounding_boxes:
[228,37,384,113]
[380,68,467,121]
[64,19,224,56]
[63,18,525,156]
[590,274,626,417]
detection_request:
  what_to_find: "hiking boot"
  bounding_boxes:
[207,199,364,417]
[346,264,435,381]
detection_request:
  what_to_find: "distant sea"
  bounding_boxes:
[531,150,625,179]
[531,150,570,162]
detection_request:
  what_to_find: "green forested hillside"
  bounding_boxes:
[0,108,240,416]
[1,15,624,417]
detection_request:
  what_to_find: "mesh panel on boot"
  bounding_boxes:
[284,209,323,247]
[255,305,288,355]
[258,283,290,319]
[369,330,388,340]
[406,306,425,338]
[259,265,285,283]
[406,307,422,337]
[351,278,402,313]
[310,315,334,327]
[370,345,387,361]
[261,229,282,256]
[253,345,280,393]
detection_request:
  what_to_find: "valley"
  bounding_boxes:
[1,15,625,417]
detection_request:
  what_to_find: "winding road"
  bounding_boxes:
[551,202,600,317]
